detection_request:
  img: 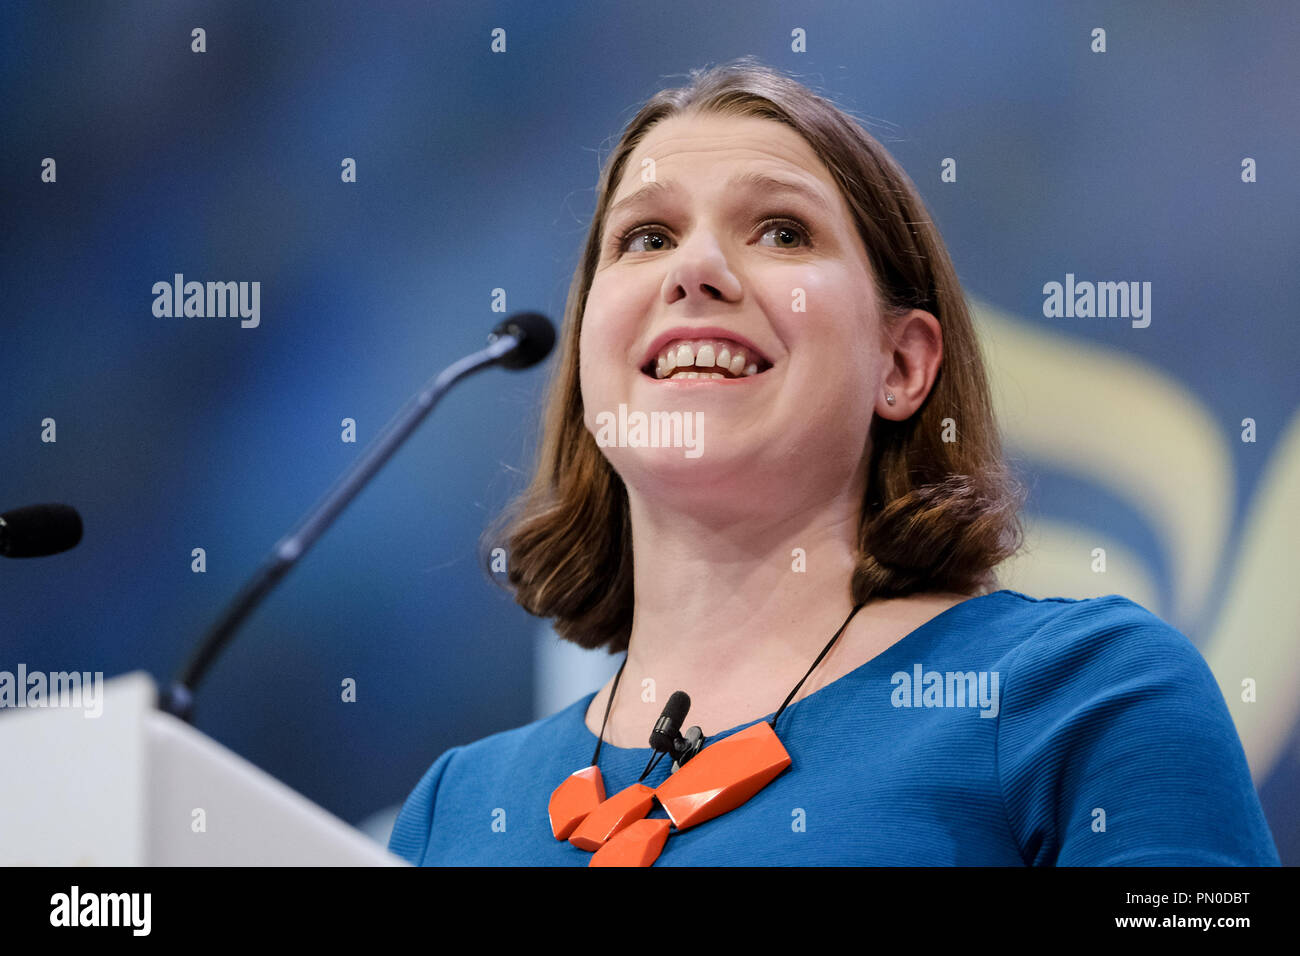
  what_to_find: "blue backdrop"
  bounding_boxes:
[2,0,1296,863]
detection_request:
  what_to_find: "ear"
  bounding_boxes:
[877,309,942,419]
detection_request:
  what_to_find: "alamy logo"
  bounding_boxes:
[152,273,260,328]
[1042,273,1151,328]
[890,664,1000,718]
[593,403,704,459]
[50,886,151,936]
[0,665,103,718]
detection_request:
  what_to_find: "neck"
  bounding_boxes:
[600,482,866,745]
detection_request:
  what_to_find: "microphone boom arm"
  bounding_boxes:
[159,333,523,721]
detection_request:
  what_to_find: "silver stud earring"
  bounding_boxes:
[885,392,896,405]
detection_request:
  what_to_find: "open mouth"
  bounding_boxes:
[639,339,775,382]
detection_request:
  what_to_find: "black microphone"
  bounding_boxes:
[641,691,703,781]
[0,504,83,557]
[487,312,555,370]
[649,691,691,753]
[158,311,555,722]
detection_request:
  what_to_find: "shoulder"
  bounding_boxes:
[989,589,1213,690]
[918,588,1200,682]
[986,591,1279,865]
[387,695,595,864]
[412,692,595,787]
[988,589,1227,736]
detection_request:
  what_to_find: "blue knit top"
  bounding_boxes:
[388,590,1280,866]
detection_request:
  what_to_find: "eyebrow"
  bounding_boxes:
[605,170,834,224]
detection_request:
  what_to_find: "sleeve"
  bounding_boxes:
[386,746,460,866]
[995,598,1281,866]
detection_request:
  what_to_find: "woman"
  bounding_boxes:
[389,57,1279,866]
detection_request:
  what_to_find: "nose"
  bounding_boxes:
[662,227,743,305]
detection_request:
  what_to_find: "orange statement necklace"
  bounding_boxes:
[548,601,866,866]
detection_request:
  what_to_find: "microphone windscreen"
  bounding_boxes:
[663,690,691,727]
[1,503,83,557]
[647,690,693,753]
[491,311,555,369]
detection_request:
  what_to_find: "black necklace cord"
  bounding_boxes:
[770,601,867,731]
[591,655,627,766]
[639,748,669,783]
[591,599,866,772]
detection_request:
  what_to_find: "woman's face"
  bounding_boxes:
[579,111,889,508]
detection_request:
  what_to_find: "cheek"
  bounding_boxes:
[754,271,847,350]
[576,339,599,419]
[782,337,876,428]
[579,284,640,375]
[578,323,614,386]
[577,323,620,432]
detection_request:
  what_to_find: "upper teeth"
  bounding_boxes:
[651,339,763,379]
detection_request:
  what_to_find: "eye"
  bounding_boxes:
[757,218,811,249]
[609,215,813,257]
[614,225,672,255]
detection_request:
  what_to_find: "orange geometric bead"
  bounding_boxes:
[589,818,672,867]
[568,782,656,851]
[548,765,606,841]
[654,720,791,830]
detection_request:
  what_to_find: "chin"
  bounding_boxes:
[610,442,765,497]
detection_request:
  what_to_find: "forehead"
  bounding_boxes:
[611,111,839,205]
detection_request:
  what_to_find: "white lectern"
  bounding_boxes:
[0,671,407,865]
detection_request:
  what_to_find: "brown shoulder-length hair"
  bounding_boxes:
[481,56,1027,654]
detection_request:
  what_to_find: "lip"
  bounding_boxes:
[645,374,765,386]
[638,326,775,373]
